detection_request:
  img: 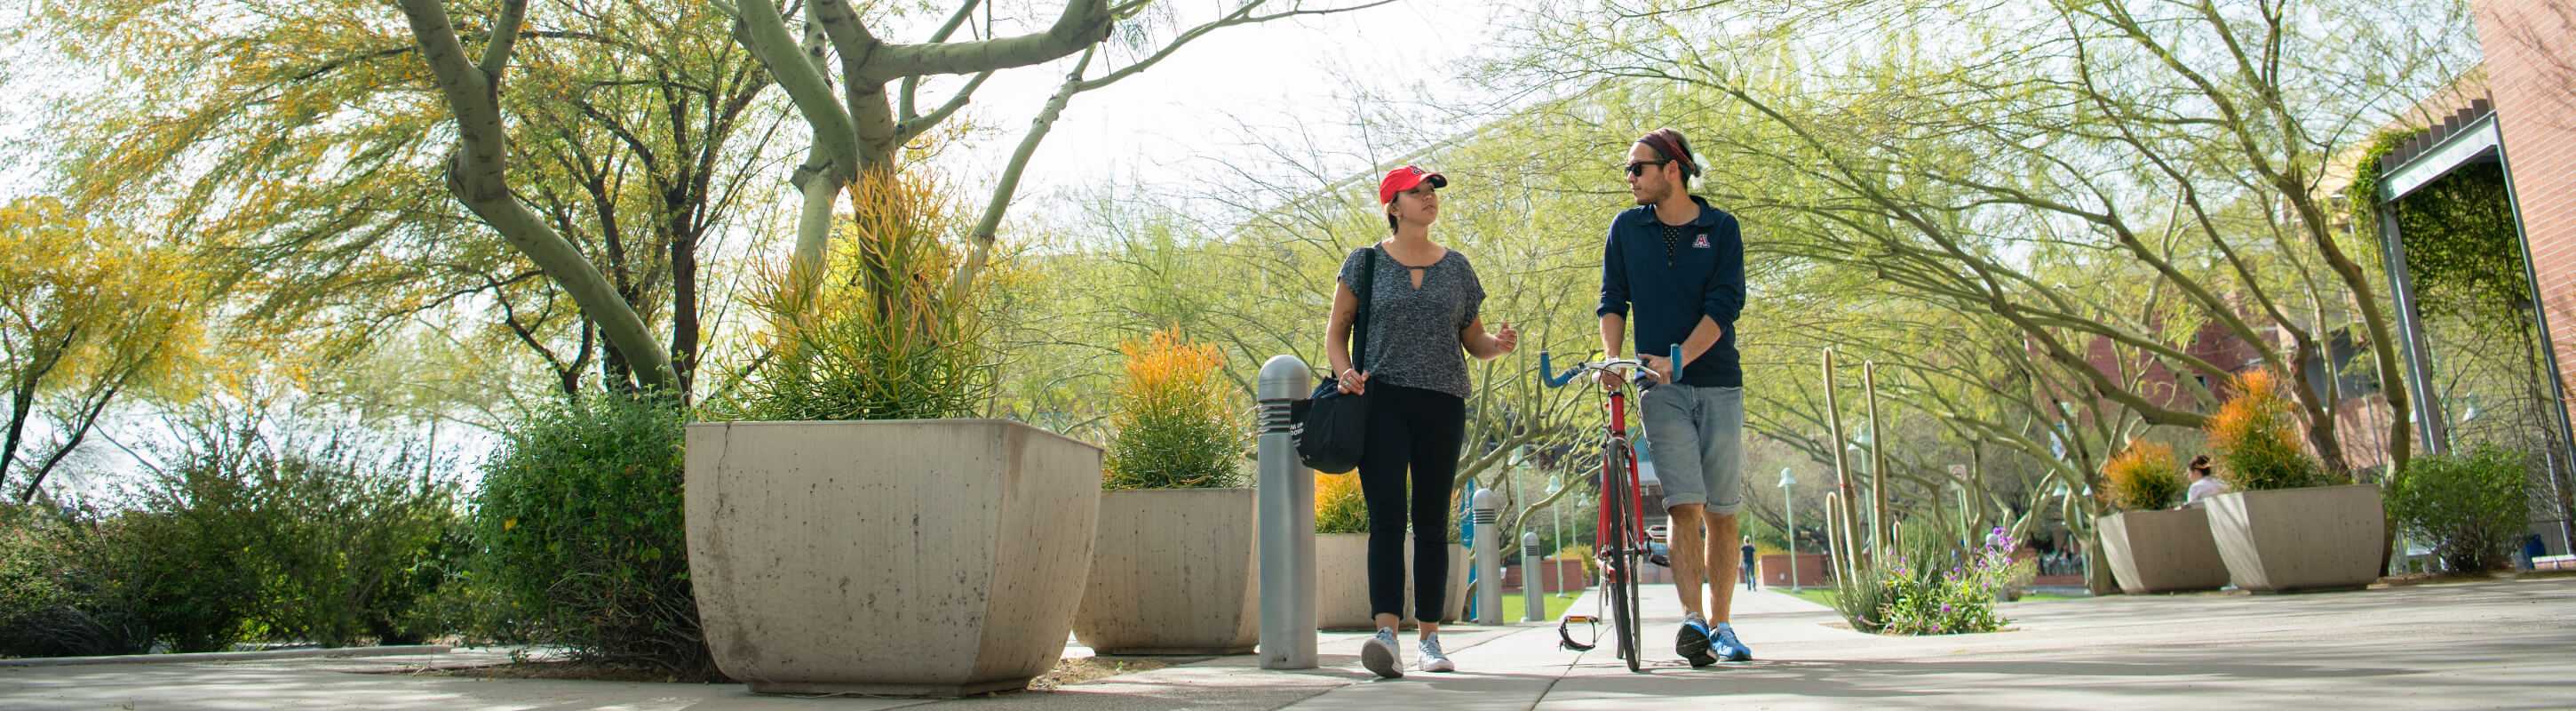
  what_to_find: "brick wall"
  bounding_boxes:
[2475,0,2576,428]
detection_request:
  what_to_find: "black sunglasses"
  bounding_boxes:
[1625,159,1673,177]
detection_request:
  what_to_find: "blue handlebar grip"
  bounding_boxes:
[1670,344,1683,370]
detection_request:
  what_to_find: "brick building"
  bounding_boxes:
[2368,1,2576,554]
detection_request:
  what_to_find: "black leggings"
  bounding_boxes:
[1358,383,1465,624]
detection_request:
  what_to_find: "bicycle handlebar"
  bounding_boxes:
[1539,344,1683,388]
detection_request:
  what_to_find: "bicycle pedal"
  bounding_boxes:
[1647,553,1672,568]
[1563,615,1598,624]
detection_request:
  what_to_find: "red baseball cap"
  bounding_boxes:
[1378,165,1448,204]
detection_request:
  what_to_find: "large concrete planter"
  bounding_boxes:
[2097,508,2230,594]
[1316,533,1469,628]
[1317,533,1373,629]
[1071,487,1258,654]
[685,419,1102,697]
[2204,484,2386,594]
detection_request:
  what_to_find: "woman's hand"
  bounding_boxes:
[1493,322,1517,355]
[1338,368,1370,395]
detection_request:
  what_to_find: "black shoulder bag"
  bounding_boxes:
[1293,247,1379,474]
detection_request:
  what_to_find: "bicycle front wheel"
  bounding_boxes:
[1603,443,1643,672]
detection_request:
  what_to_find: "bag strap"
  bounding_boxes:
[1351,245,1379,374]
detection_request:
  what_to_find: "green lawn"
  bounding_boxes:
[1785,587,1839,608]
[1488,590,1586,620]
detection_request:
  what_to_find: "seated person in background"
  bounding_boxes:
[2182,455,2227,507]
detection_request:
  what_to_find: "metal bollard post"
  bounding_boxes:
[1472,489,1500,626]
[1257,356,1316,669]
[1521,531,1544,622]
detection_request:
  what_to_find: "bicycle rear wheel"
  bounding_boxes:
[1603,443,1643,672]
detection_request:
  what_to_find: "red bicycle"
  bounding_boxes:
[1540,345,1677,673]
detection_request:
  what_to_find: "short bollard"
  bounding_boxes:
[1521,531,1544,622]
[1256,356,1316,670]
[1473,490,1501,626]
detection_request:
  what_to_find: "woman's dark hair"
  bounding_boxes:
[2188,454,2213,475]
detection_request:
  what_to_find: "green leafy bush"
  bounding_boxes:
[2389,445,2532,573]
[1,414,460,657]
[2206,370,2331,491]
[1835,526,2015,635]
[473,393,713,677]
[0,501,149,657]
[1103,330,1244,490]
[2101,441,2185,512]
[122,419,458,650]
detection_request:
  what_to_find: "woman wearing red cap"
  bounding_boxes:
[1324,164,1519,677]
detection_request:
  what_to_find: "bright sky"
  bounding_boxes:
[924,0,1509,221]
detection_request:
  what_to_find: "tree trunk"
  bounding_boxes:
[395,0,674,391]
[18,383,120,503]
[669,201,701,403]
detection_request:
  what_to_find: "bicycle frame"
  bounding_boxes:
[1539,346,1679,667]
[1597,393,1647,584]
[1539,345,1680,571]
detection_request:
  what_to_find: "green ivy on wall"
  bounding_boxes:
[2353,127,2532,329]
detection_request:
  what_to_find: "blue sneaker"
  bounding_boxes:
[1713,622,1753,662]
[1677,613,1716,667]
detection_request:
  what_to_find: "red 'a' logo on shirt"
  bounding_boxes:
[1692,234,1711,249]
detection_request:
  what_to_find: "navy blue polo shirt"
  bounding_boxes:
[1595,196,1745,387]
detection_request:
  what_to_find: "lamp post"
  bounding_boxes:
[1546,474,1566,598]
[1846,439,1872,557]
[1777,467,1799,592]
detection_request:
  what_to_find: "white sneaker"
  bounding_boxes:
[1362,627,1403,678]
[1418,636,1455,673]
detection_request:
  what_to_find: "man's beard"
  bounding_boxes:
[1634,184,1664,205]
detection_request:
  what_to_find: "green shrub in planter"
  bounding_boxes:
[1103,331,1244,490]
[723,172,993,424]
[2206,370,2331,491]
[2389,445,2531,573]
[474,393,712,677]
[2101,441,2185,511]
[1315,472,1368,535]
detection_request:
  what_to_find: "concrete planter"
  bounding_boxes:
[1317,533,1373,629]
[2204,484,2387,594]
[685,419,1102,697]
[1072,487,1259,654]
[1316,533,1469,629]
[2097,508,2230,594]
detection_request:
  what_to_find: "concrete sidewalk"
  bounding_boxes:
[6,579,2573,708]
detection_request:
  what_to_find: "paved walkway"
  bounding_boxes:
[7,578,2574,709]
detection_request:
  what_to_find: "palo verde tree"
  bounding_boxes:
[393,0,1396,395]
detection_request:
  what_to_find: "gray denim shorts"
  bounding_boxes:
[1640,383,1745,515]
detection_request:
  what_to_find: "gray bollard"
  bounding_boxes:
[1472,489,1500,626]
[1256,356,1316,670]
[1522,531,1544,622]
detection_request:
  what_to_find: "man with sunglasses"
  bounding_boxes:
[1594,127,1752,667]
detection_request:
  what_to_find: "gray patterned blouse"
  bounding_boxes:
[1337,245,1485,400]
